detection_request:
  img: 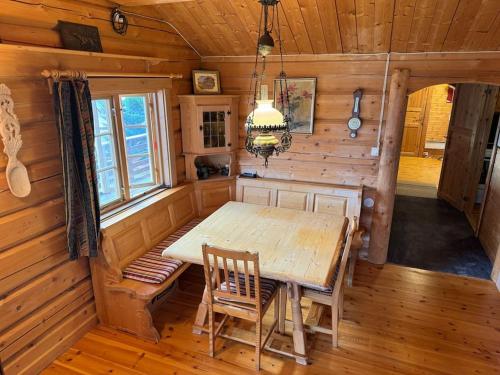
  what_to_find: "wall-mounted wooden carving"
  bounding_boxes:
[0,84,31,197]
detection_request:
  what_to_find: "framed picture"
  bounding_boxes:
[57,21,103,52]
[192,70,221,95]
[274,78,316,134]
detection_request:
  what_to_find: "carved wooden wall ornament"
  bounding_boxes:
[0,83,31,197]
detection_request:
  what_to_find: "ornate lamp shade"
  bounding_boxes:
[245,99,292,167]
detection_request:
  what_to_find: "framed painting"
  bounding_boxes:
[57,21,103,52]
[274,78,316,134]
[192,70,221,95]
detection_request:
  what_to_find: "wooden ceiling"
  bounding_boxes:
[123,0,500,56]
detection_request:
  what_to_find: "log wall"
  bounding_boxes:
[0,1,200,373]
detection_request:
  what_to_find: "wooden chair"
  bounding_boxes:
[277,221,354,348]
[302,222,354,347]
[201,244,279,371]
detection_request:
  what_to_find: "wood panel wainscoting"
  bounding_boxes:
[193,177,236,217]
[90,185,197,342]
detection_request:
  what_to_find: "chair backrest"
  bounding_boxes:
[331,219,356,299]
[202,244,261,309]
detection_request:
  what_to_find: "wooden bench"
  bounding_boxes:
[236,177,364,286]
[90,185,200,342]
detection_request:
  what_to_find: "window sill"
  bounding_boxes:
[100,185,188,229]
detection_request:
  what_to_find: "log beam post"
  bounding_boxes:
[368,68,410,264]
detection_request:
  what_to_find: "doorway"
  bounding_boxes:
[388,83,500,279]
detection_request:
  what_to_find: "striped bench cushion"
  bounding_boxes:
[122,217,203,284]
[219,272,278,305]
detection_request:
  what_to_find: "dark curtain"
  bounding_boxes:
[53,79,100,260]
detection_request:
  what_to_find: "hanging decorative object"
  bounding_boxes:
[245,0,291,167]
[347,89,363,138]
[0,84,31,198]
[111,8,128,35]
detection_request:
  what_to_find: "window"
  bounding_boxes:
[91,91,168,210]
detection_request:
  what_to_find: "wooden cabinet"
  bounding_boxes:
[179,95,239,155]
[179,95,239,216]
[179,95,239,182]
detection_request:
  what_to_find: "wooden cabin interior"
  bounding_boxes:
[1,0,500,374]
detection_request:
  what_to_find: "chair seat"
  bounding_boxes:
[218,272,278,306]
[122,217,203,284]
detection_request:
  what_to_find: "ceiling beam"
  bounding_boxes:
[114,0,194,6]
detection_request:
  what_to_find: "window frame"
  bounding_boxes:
[89,78,176,213]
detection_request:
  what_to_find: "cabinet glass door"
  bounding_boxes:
[202,110,226,149]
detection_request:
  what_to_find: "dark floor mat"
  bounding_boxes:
[388,195,492,279]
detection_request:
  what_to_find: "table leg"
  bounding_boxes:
[305,302,324,327]
[192,285,209,334]
[287,282,308,365]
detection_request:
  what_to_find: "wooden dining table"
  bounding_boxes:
[163,201,348,364]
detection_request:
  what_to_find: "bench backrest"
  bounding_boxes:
[100,185,197,278]
[236,177,362,229]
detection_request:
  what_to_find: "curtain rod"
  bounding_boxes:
[41,69,183,80]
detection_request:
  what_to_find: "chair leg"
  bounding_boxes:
[338,288,344,320]
[274,292,279,324]
[208,307,215,357]
[347,249,358,287]
[331,305,339,348]
[255,319,262,371]
[278,283,287,334]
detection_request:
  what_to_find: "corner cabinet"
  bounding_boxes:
[179,95,239,156]
[178,95,239,216]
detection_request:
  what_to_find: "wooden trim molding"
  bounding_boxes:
[368,69,410,264]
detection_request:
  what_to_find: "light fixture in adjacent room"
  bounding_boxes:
[245,0,291,167]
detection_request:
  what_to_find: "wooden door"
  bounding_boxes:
[438,84,496,218]
[401,88,428,156]
[465,86,499,230]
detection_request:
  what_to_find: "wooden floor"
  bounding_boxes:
[397,156,443,198]
[42,261,500,375]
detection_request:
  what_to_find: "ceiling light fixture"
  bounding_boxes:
[245,0,291,167]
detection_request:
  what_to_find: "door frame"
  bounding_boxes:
[368,69,500,279]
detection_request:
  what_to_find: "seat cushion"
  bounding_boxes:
[218,272,278,305]
[122,217,203,284]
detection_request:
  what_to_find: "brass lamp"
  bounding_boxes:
[245,0,292,167]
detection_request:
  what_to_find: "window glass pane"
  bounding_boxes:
[92,99,112,135]
[95,135,115,170]
[92,98,122,208]
[97,169,121,206]
[120,95,157,193]
[127,155,154,186]
[125,127,150,155]
[121,96,147,126]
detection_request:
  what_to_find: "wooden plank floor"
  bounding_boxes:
[42,261,500,374]
[397,156,443,198]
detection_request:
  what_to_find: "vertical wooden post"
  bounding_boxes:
[368,69,410,264]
